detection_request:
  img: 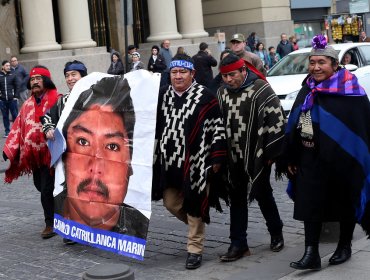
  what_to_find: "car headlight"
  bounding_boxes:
[285,90,299,100]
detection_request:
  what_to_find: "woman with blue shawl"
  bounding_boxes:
[285,35,370,270]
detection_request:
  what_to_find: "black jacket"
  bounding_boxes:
[0,71,20,101]
[107,52,125,75]
[192,51,217,88]
[147,54,167,74]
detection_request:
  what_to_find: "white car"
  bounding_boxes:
[267,43,370,114]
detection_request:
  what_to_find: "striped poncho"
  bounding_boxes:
[217,70,286,200]
[152,82,227,222]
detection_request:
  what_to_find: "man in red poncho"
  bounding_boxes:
[3,65,61,239]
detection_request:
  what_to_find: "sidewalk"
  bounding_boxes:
[0,134,368,279]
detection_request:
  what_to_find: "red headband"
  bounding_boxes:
[220,59,245,74]
[30,67,51,78]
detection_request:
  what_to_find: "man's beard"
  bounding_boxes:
[77,178,109,199]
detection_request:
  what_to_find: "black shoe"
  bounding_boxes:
[329,244,351,265]
[185,253,202,269]
[63,238,77,245]
[219,246,251,262]
[290,246,321,270]
[270,234,284,252]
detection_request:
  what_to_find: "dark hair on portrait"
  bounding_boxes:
[62,76,135,158]
[26,65,56,90]
[2,60,9,66]
[219,53,244,72]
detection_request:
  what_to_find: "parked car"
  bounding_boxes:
[267,42,370,114]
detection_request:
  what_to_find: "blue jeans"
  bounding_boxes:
[0,99,18,134]
[229,166,283,248]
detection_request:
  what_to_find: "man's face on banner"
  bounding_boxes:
[64,104,131,230]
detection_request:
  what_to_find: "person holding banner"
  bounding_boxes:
[152,53,227,269]
[41,60,87,245]
[57,76,149,240]
[3,65,61,239]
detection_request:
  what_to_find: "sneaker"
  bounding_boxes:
[41,226,56,239]
[3,133,8,138]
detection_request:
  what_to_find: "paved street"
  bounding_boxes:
[0,134,368,280]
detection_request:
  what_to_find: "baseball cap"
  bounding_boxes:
[230,33,245,43]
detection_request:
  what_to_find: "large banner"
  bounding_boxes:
[49,71,160,260]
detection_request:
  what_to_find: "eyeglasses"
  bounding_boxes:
[30,76,43,82]
[10,60,17,62]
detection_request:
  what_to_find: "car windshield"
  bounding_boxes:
[268,53,310,76]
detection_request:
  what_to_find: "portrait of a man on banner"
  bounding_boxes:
[50,71,159,260]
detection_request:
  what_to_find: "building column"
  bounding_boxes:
[146,0,182,42]
[175,0,208,38]
[20,0,62,53]
[57,0,97,49]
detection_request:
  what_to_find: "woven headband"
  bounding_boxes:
[30,67,51,78]
[219,59,245,74]
[169,60,194,70]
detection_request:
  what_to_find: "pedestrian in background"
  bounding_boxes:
[129,52,145,71]
[0,60,20,138]
[267,46,280,69]
[3,65,61,239]
[289,35,299,51]
[285,35,370,270]
[217,54,286,262]
[276,33,294,58]
[10,55,29,107]
[229,33,266,76]
[192,42,217,88]
[247,32,258,52]
[147,45,167,74]
[159,39,173,87]
[254,42,269,70]
[176,46,187,56]
[107,51,125,75]
[152,53,227,270]
[209,49,233,94]
[359,30,370,42]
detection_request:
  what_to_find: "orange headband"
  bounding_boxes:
[220,59,245,74]
[30,67,51,78]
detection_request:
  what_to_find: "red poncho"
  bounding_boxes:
[3,89,61,183]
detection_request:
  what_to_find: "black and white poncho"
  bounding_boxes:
[217,71,286,200]
[152,82,227,222]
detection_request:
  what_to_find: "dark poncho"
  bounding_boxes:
[217,70,286,200]
[285,70,370,237]
[152,82,227,223]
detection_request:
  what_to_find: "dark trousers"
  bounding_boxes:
[304,220,356,246]
[0,99,18,134]
[229,166,283,248]
[33,165,55,227]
